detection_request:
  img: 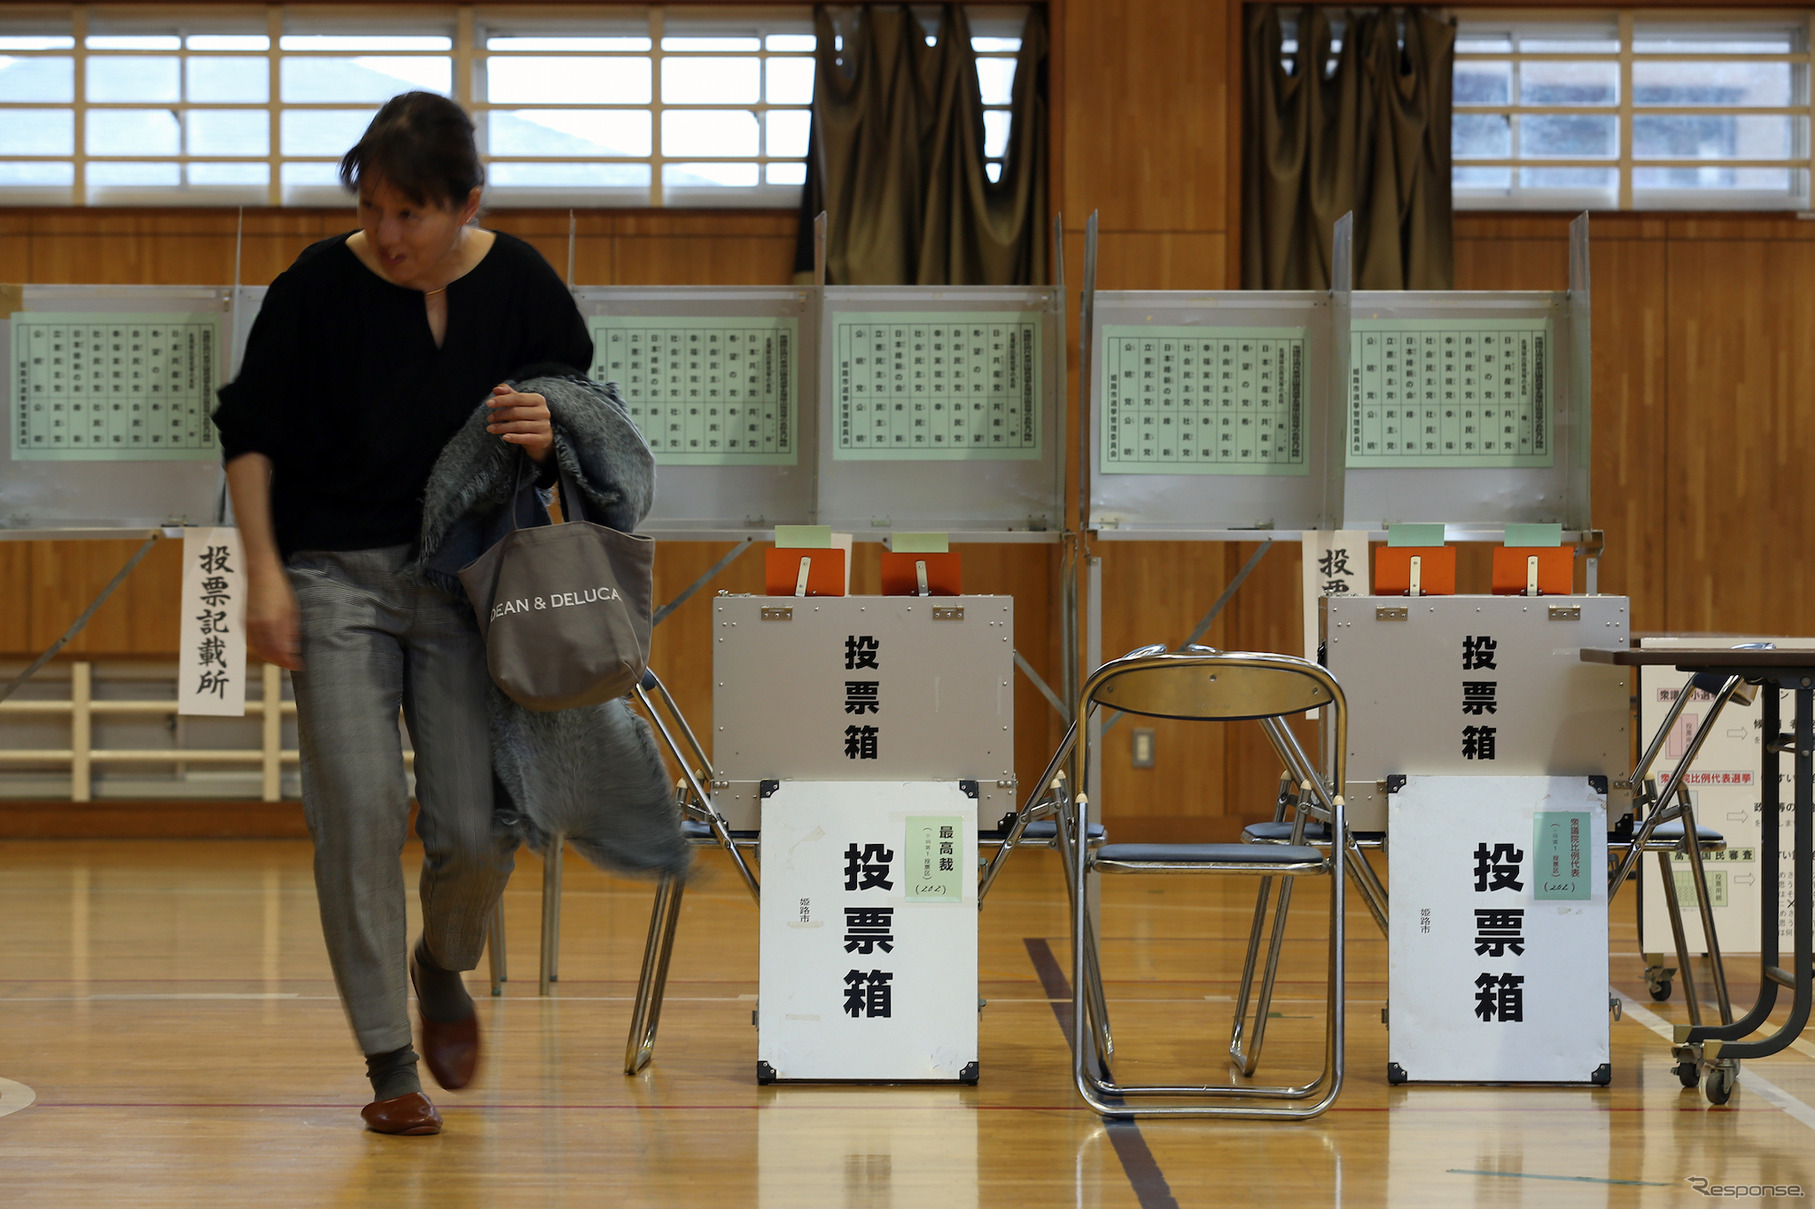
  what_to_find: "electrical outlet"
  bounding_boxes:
[1131,727,1156,768]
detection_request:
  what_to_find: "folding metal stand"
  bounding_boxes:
[1582,646,1815,1104]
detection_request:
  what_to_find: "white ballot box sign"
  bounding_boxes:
[758,780,979,1083]
[177,527,246,717]
[1388,775,1610,1084]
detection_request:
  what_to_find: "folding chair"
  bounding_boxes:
[1227,763,1385,1078]
[1603,661,1748,1035]
[1064,647,1348,1119]
[622,667,759,1075]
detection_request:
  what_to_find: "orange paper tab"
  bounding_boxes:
[880,550,962,596]
[1491,546,1573,596]
[764,547,847,597]
[1373,546,1456,596]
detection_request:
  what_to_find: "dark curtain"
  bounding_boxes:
[792,5,1049,286]
[1242,6,1455,290]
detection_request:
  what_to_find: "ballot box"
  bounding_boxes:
[714,596,1011,1082]
[1388,775,1611,1084]
[1323,595,1630,831]
[712,596,1016,830]
[757,780,979,1083]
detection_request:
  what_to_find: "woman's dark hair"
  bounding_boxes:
[339,91,483,210]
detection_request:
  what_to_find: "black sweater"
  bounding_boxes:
[213,230,592,556]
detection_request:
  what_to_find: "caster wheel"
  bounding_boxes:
[1705,1064,1737,1106]
[1675,1060,1700,1089]
[1649,980,1673,1002]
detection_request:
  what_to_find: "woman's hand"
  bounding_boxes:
[245,559,302,671]
[487,384,553,463]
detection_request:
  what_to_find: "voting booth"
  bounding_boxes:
[714,595,1011,1082]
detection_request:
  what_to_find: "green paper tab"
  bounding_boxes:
[1533,811,1592,901]
[772,525,832,549]
[1387,523,1446,548]
[905,815,963,902]
[889,533,950,554]
[1504,523,1563,548]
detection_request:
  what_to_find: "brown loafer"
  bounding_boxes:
[411,955,480,1091]
[361,1091,442,1135]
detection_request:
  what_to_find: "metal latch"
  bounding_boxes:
[760,606,793,621]
[933,606,965,621]
[1375,606,1408,621]
[1548,605,1582,621]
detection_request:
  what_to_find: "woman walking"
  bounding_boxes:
[214,91,592,1135]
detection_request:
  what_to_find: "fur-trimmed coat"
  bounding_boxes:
[412,371,690,880]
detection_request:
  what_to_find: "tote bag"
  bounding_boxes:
[459,456,654,712]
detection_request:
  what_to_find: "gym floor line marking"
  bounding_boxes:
[1448,1168,1676,1187]
[1619,991,1815,1134]
[1023,938,1181,1209]
[0,1077,36,1119]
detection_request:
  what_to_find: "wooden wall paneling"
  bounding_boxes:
[1587,235,1668,630]
[237,211,341,285]
[23,537,185,656]
[28,211,239,285]
[0,213,29,280]
[612,213,798,286]
[0,543,33,653]
[1094,231,1228,291]
[1060,0,1229,233]
[1664,236,1815,636]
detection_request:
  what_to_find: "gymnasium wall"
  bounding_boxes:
[5,0,1812,840]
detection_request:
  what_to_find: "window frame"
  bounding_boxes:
[0,4,1026,209]
[1452,9,1814,212]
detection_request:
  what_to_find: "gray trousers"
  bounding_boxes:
[288,546,515,1056]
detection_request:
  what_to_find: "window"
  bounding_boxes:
[0,6,1025,207]
[475,11,816,208]
[1453,13,1812,211]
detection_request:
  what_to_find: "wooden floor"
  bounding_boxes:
[2,840,1813,1207]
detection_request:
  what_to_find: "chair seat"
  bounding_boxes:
[1640,813,1720,842]
[1242,821,1386,847]
[681,820,758,843]
[1245,820,1332,843]
[1015,820,1107,843]
[1097,842,1323,866]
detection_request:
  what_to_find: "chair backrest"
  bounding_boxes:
[1079,649,1347,805]
[1084,649,1341,724]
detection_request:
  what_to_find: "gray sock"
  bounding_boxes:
[366,1045,421,1102]
[413,939,475,1025]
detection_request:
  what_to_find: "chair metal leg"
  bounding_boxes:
[487,896,507,996]
[1228,873,1279,1075]
[539,840,563,996]
[1675,785,1735,1026]
[1232,873,1299,1078]
[1055,797,1113,1069]
[1345,842,1389,935]
[1657,847,1704,1028]
[624,872,687,1075]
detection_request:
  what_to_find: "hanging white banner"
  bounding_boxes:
[1301,529,1367,660]
[177,526,246,717]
